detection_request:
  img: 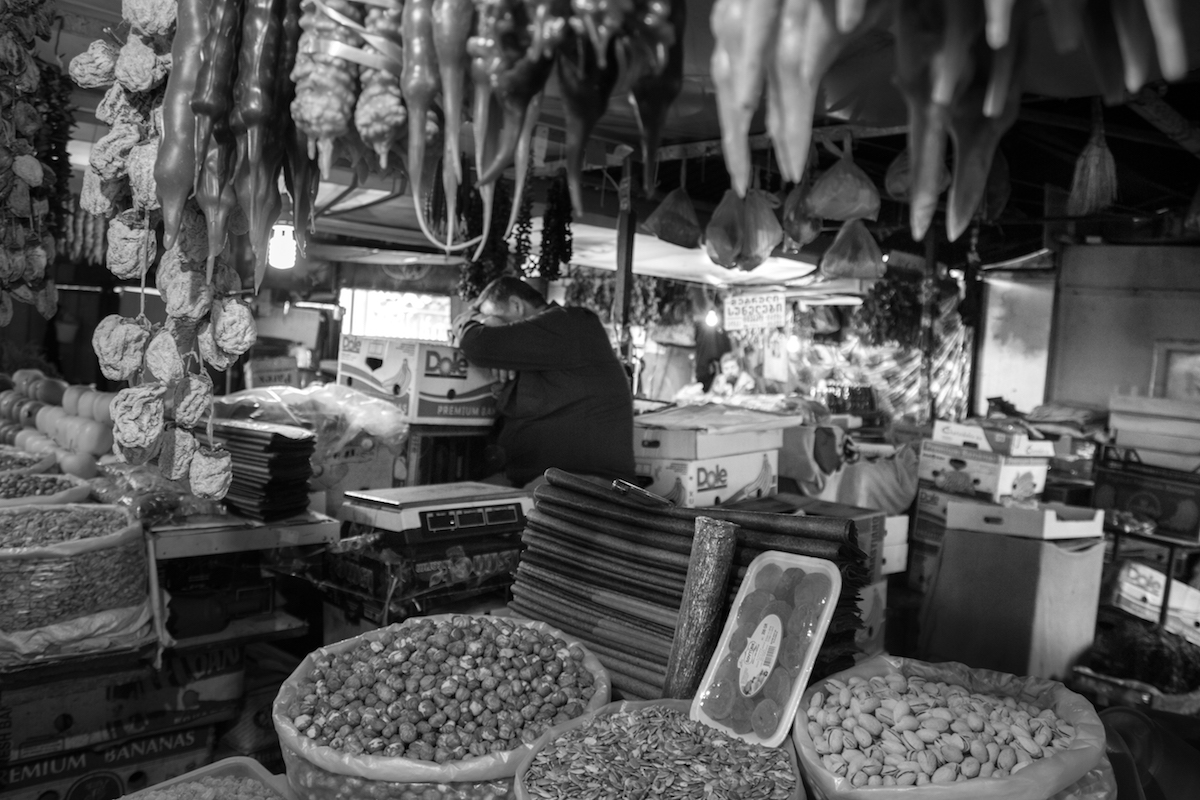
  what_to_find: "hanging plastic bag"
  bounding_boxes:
[737,189,783,270]
[820,219,884,279]
[885,148,950,201]
[643,187,703,249]
[705,190,743,268]
[783,183,821,248]
[806,137,880,221]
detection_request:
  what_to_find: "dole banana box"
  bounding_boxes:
[918,440,1049,504]
[635,449,778,507]
[337,336,496,426]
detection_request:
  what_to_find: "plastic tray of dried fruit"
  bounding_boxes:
[123,756,296,800]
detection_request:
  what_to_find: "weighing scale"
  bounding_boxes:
[339,482,534,547]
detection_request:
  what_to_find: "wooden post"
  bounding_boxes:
[614,156,636,365]
[662,516,739,699]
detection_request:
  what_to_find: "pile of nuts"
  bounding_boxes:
[0,473,76,500]
[0,506,129,548]
[803,673,1077,787]
[0,450,43,471]
[283,616,599,763]
[129,775,282,800]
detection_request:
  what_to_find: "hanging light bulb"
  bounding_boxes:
[269,224,296,270]
[704,308,720,328]
[786,334,802,353]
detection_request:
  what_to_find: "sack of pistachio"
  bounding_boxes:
[792,655,1114,800]
[273,614,610,800]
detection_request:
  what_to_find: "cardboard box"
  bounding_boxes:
[632,425,784,461]
[882,543,908,575]
[0,727,214,800]
[916,484,991,521]
[783,496,887,582]
[245,356,299,388]
[0,648,241,765]
[312,437,399,516]
[337,336,497,426]
[885,515,909,547]
[855,579,888,660]
[919,529,1105,680]
[932,419,1056,457]
[1109,561,1200,649]
[907,540,941,593]
[945,501,1104,540]
[918,440,1049,504]
[1093,448,1200,539]
[910,513,949,549]
[635,450,778,508]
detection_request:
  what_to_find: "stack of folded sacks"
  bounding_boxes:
[509,469,871,700]
[207,419,315,521]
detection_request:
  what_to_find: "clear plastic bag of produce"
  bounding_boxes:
[783,184,821,249]
[273,614,611,796]
[792,654,1110,800]
[806,140,880,222]
[820,220,884,280]
[705,190,744,268]
[738,189,784,270]
[643,187,703,249]
[91,463,225,525]
[514,699,807,800]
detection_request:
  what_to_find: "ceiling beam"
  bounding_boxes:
[654,124,909,163]
[1017,107,1186,150]
[1125,88,1200,160]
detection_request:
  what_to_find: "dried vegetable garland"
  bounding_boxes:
[0,4,66,326]
[70,0,251,501]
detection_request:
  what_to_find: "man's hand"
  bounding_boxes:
[450,305,484,347]
[489,368,517,383]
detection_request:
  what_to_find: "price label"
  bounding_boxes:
[724,293,786,331]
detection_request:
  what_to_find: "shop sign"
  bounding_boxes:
[724,293,785,330]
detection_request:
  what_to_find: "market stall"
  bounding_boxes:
[5,0,1200,797]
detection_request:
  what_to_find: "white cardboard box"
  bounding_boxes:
[632,425,784,461]
[636,450,778,507]
[911,514,948,548]
[918,440,1049,504]
[882,543,908,575]
[885,515,909,547]
[855,579,887,659]
[916,485,992,521]
[932,419,1056,457]
[337,336,497,426]
[945,501,1104,540]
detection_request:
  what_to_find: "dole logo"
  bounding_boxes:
[697,465,728,491]
[425,349,469,379]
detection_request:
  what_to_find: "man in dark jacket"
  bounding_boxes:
[452,276,635,488]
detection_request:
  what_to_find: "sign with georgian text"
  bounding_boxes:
[724,293,786,331]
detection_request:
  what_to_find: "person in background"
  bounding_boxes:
[708,350,757,397]
[452,276,636,489]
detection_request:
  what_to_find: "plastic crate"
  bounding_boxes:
[125,756,295,800]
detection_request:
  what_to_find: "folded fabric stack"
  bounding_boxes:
[509,469,871,700]
[207,419,315,521]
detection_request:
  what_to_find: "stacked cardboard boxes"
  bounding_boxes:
[0,648,242,798]
[633,409,789,507]
[910,421,1056,592]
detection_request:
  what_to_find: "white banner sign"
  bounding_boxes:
[724,293,786,331]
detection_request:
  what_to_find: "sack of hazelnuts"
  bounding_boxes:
[273,614,611,800]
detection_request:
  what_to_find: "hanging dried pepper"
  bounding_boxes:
[353,0,406,168]
[627,0,682,193]
[155,0,209,251]
[291,0,363,176]
[402,0,444,246]
[231,0,287,286]
[432,0,474,246]
[191,0,243,186]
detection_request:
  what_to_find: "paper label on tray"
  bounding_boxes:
[738,614,782,697]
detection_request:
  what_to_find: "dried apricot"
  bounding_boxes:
[751,698,781,739]
[760,599,793,626]
[774,567,807,602]
[737,590,773,625]
[728,698,755,734]
[778,634,809,670]
[786,603,819,639]
[754,562,784,594]
[700,676,736,721]
[793,571,834,610]
[764,666,793,707]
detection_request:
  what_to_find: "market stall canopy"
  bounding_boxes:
[47,0,1200,260]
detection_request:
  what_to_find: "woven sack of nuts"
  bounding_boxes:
[514,699,804,800]
[792,655,1109,800]
[272,615,611,800]
[0,503,145,633]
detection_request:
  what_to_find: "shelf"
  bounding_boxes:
[151,511,341,560]
[171,610,309,651]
